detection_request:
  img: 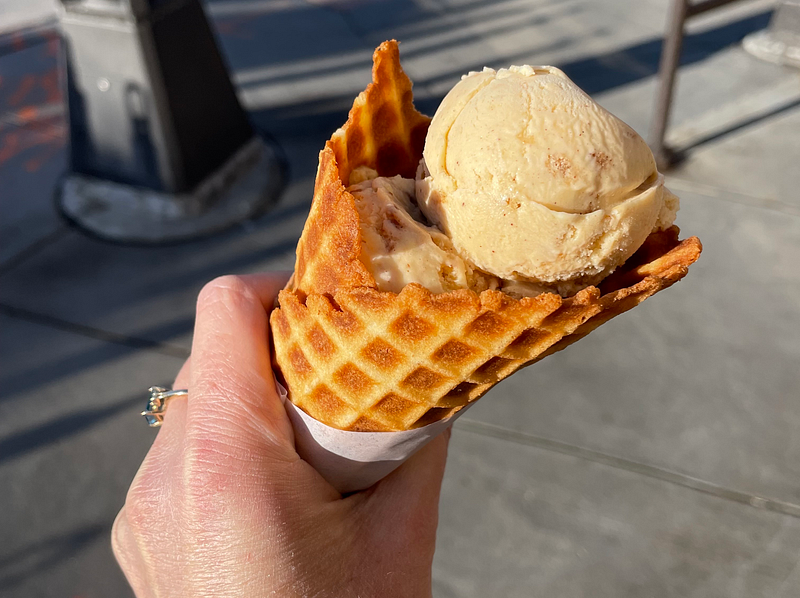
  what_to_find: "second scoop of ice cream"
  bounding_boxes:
[350,173,501,295]
[417,65,678,289]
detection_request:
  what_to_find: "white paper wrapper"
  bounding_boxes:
[277,382,472,493]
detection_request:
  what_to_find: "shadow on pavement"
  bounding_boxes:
[0,392,151,464]
[0,307,190,399]
[0,523,106,590]
[562,10,772,95]
[680,96,800,156]
[248,7,773,177]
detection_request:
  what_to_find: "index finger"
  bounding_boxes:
[187,272,296,462]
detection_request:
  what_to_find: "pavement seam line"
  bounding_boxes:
[457,418,800,520]
[0,303,190,359]
[0,226,70,279]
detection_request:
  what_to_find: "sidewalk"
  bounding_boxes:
[1,1,799,596]
[0,0,57,36]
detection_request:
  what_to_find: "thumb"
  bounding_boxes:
[368,426,451,518]
[188,274,296,462]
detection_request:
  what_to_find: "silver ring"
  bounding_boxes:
[142,386,188,427]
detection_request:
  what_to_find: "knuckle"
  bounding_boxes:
[110,508,128,556]
[122,492,151,534]
[124,471,166,535]
[111,506,143,577]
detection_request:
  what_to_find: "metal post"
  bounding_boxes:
[55,0,283,243]
[650,0,689,170]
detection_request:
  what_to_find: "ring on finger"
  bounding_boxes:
[142,386,188,427]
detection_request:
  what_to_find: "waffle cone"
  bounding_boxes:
[270,41,702,432]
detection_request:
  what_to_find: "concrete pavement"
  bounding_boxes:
[1,0,799,596]
[0,0,58,35]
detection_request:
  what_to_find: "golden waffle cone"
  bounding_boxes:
[270,41,702,432]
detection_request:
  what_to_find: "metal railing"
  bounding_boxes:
[650,0,749,169]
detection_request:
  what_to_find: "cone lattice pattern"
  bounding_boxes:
[270,41,702,431]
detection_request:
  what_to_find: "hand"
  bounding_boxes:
[112,274,450,597]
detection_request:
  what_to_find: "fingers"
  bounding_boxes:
[375,426,451,505]
[173,357,191,391]
[112,357,191,595]
[172,272,288,393]
[114,272,297,595]
[187,274,296,461]
[354,427,451,586]
[366,426,451,525]
[116,395,190,591]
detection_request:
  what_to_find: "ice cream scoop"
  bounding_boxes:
[416,65,678,290]
[348,172,498,295]
[349,167,548,298]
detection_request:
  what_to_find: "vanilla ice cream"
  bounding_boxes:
[417,65,678,290]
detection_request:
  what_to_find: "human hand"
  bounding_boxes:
[112,274,450,597]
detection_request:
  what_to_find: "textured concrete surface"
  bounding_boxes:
[0,315,184,597]
[1,0,799,596]
[434,430,800,598]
